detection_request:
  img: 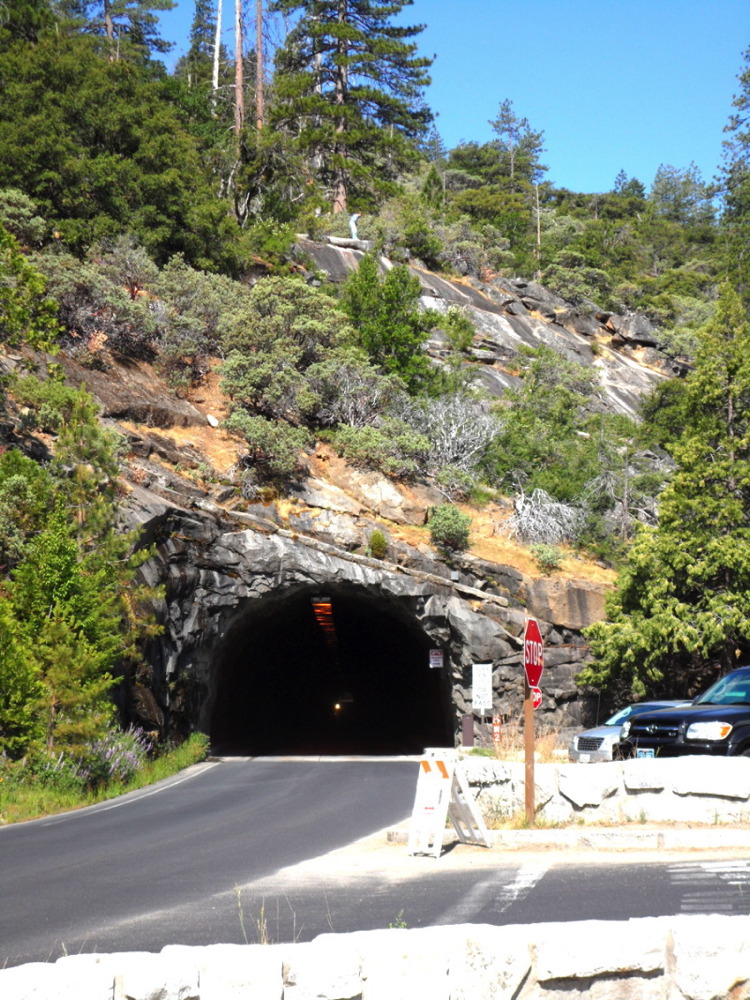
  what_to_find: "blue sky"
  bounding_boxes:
[158,0,749,194]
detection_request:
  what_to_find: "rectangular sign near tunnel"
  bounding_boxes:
[429,649,444,669]
[472,662,493,715]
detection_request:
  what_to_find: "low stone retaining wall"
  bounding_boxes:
[3,916,749,999]
[463,754,750,824]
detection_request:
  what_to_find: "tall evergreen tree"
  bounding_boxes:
[271,0,432,212]
[580,286,750,700]
[340,253,438,391]
[0,33,241,267]
[488,98,546,186]
[176,0,217,85]
[59,0,176,61]
[648,162,715,225]
[721,46,750,300]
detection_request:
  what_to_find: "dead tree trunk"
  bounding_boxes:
[255,0,264,129]
[331,0,348,214]
[234,0,245,141]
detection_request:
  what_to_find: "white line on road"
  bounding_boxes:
[433,864,548,926]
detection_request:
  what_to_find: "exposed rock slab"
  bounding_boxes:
[52,351,208,427]
[298,240,672,418]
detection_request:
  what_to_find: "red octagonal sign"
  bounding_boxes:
[523,618,544,690]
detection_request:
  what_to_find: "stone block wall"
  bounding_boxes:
[463,755,750,824]
[2,916,749,999]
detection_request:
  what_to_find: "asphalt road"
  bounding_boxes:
[3,759,750,968]
[0,758,417,967]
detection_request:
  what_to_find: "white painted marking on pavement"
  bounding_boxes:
[668,860,750,914]
[433,863,548,925]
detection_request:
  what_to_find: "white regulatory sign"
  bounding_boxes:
[429,649,444,669]
[472,662,493,714]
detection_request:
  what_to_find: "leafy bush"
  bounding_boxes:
[12,375,83,433]
[0,188,47,247]
[368,529,388,559]
[88,234,159,301]
[330,420,429,478]
[439,306,476,353]
[434,464,477,500]
[530,543,563,574]
[0,225,59,359]
[154,256,253,387]
[225,411,310,484]
[32,251,159,362]
[18,751,86,793]
[429,504,471,553]
[220,276,353,421]
[302,347,406,428]
[81,725,153,788]
[0,448,55,571]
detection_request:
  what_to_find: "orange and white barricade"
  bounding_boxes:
[408,748,491,858]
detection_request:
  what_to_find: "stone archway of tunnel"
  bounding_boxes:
[208,584,454,756]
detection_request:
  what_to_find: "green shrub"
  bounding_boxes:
[330,421,428,479]
[440,306,475,353]
[429,504,471,553]
[225,411,310,483]
[12,375,82,433]
[530,543,563,574]
[368,529,388,559]
[82,725,153,789]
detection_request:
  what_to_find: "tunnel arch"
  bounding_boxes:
[206,583,454,755]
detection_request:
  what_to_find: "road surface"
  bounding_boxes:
[3,759,750,968]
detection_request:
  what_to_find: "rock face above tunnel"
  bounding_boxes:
[298,238,674,419]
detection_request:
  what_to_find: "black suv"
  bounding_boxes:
[617,666,750,759]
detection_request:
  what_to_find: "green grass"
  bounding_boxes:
[0,732,211,825]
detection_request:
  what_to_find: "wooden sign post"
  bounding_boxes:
[524,674,535,824]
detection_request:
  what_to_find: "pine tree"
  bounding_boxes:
[340,253,438,392]
[176,0,217,86]
[67,0,176,61]
[0,387,162,759]
[271,0,432,212]
[581,285,750,699]
[0,601,44,757]
[488,99,546,186]
[721,46,750,299]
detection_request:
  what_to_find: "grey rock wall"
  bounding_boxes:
[3,916,749,999]
[464,755,750,825]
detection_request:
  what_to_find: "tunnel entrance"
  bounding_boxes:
[209,586,453,755]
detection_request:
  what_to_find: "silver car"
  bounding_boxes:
[568,701,692,763]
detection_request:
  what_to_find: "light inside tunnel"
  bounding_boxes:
[311,595,336,644]
[209,587,453,756]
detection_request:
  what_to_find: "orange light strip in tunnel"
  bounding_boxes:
[311,595,337,646]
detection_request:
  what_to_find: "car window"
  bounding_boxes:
[695,673,750,705]
[604,706,633,725]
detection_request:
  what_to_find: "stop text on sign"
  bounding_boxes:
[524,639,543,667]
[523,618,544,689]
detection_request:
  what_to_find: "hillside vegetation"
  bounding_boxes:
[0,2,749,785]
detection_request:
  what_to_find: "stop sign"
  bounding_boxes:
[523,618,544,689]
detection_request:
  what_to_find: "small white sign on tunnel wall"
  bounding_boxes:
[472,662,493,715]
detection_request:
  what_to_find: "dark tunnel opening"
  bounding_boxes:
[209,586,454,755]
